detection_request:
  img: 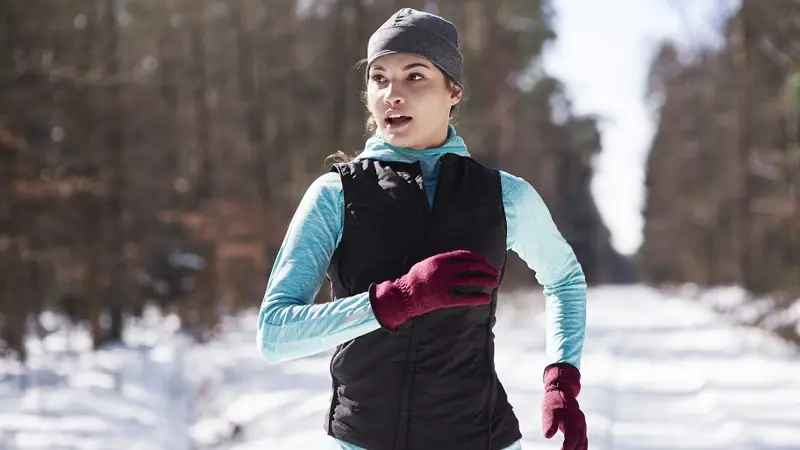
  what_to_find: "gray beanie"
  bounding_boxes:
[366,8,463,85]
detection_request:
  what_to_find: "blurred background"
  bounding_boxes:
[1,0,799,449]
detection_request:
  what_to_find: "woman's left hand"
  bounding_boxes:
[541,363,588,450]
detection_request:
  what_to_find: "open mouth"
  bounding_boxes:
[385,114,412,127]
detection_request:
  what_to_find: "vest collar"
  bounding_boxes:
[354,124,470,163]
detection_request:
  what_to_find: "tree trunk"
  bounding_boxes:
[190,3,213,203]
[231,1,268,202]
[734,1,754,293]
[102,0,126,344]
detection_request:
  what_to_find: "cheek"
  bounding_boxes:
[426,87,453,113]
[429,95,452,119]
[365,87,381,111]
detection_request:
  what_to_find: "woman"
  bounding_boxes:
[258,8,588,450]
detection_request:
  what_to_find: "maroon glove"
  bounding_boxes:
[368,249,500,330]
[542,363,588,450]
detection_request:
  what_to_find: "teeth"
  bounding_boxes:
[389,114,402,119]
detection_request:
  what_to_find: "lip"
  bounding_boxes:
[385,116,413,131]
[384,110,413,130]
[384,109,408,118]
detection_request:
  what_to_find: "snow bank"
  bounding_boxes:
[0,307,193,450]
[672,283,800,346]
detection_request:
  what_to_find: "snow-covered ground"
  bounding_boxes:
[2,285,799,450]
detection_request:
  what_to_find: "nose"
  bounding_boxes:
[383,82,405,106]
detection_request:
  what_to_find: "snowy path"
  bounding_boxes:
[2,285,799,449]
[574,288,800,450]
[190,286,800,450]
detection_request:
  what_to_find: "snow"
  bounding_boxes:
[2,285,799,449]
[673,284,800,342]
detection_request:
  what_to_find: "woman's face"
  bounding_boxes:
[366,53,462,150]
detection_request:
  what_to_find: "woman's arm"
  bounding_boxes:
[500,171,587,370]
[257,172,380,364]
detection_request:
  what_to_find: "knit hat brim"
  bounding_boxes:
[367,49,461,86]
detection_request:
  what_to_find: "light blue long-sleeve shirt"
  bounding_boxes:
[256,126,586,449]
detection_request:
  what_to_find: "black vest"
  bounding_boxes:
[324,153,522,450]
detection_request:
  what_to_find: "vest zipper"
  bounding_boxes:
[394,164,428,450]
[415,168,429,252]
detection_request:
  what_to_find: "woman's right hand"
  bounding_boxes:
[368,249,500,330]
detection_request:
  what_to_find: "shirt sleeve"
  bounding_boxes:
[257,172,380,364]
[500,171,587,370]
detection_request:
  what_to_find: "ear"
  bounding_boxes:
[450,83,463,105]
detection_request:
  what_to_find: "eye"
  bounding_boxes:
[408,72,425,81]
[370,73,387,83]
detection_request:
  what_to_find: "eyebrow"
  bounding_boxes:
[371,62,431,71]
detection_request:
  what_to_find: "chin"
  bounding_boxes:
[380,130,416,148]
